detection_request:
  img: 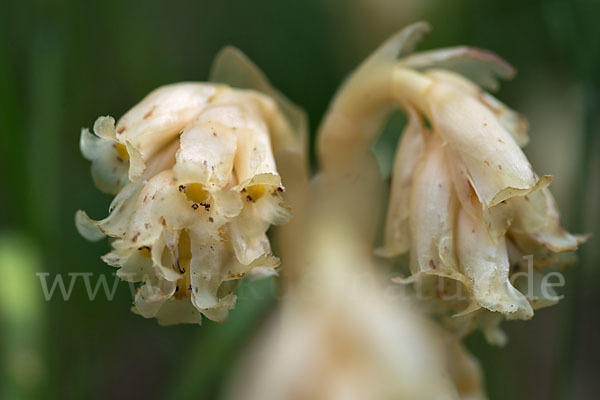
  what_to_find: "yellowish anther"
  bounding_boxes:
[244,184,266,201]
[115,143,129,161]
[175,230,192,300]
[138,246,152,258]
[185,183,209,204]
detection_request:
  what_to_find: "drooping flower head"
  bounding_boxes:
[76,48,306,325]
[317,22,587,343]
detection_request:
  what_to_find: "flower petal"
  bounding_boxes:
[116,83,221,181]
[132,276,177,319]
[376,105,426,257]
[457,207,533,319]
[425,69,529,147]
[428,81,550,207]
[229,208,272,265]
[76,181,145,240]
[101,245,154,282]
[208,46,308,158]
[401,46,515,91]
[174,120,237,189]
[408,135,459,273]
[80,127,129,194]
[511,187,588,253]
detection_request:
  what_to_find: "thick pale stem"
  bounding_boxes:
[317,65,433,175]
[392,67,433,113]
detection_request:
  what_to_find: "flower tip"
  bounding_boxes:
[75,210,105,242]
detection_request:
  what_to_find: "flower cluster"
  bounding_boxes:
[317,22,587,343]
[77,51,303,325]
[380,25,587,337]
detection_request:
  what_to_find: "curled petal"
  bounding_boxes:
[75,210,105,242]
[80,127,129,194]
[93,115,118,140]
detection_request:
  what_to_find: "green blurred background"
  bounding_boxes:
[0,0,599,399]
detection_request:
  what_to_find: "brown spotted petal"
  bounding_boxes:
[425,69,529,147]
[427,81,551,207]
[116,83,223,181]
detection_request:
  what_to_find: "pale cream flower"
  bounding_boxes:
[317,22,587,339]
[76,49,305,324]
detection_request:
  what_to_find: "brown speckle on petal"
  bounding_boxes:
[143,105,157,119]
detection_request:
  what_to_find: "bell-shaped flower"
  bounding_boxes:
[76,48,306,324]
